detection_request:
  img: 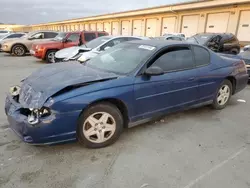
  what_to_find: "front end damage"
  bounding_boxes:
[5,87,79,145]
[5,62,118,144]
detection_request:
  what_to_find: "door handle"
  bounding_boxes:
[188,77,195,81]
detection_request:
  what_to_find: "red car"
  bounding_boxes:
[30,31,108,63]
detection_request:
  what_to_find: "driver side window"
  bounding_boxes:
[31,33,44,39]
[151,47,195,72]
[67,33,80,42]
[100,38,127,51]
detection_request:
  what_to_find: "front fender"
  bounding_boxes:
[50,85,135,118]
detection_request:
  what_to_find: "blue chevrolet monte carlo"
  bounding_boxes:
[5,40,248,148]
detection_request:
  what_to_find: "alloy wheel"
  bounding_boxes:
[217,85,230,106]
[83,112,116,143]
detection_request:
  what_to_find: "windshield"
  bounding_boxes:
[83,36,112,49]
[86,43,156,74]
[0,35,6,39]
[53,32,67,41]
[187,34,213,45]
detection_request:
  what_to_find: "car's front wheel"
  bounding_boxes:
[45,50,57,63]
[212,79,232,110]
[12,44,26,56]
[77,102,123,148]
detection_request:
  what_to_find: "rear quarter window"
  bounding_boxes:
[193,46,210,67]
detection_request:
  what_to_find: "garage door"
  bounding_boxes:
[181,15,199,37]
[121,20,130,36]
[237,10,250,41]
[90,23,96,31]
[97,23,103,31]
[112,21,119,35]
[146,18,157,37]
[206,12,230,33]
[104,22,111,34]
[80,24,84,31]
[161,17,176,35]
[84,24,89,31]
[133,20,143,36]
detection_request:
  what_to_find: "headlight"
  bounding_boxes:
[35,45,39,50]
[39,107,51,117]
[9,86,21,96]
[27,107,51,125]
[78,55,87,62]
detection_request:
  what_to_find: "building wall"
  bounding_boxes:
[12,2,250,43]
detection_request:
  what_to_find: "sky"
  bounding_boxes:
[0,0,190,25]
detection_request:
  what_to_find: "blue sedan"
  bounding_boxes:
[5,40,248,148]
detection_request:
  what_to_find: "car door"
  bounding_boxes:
[192,45,218,102]
[26,32,45,50]
[133,45,199,121]
[63,33,80,48]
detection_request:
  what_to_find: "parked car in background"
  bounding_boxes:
[0,30,11,37]
[55,36,148,63]
[30,31,108,63]
[0,33,26,51]
[154,35,185,41]
[0,33,26,42]
[5,40,248,148]
[163,33,186,38]
[0,31,58,56]
[187,33,240,55]
[242,45,250,52]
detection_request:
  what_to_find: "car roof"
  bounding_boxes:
[127,39,188,48]
[195,32,234,36]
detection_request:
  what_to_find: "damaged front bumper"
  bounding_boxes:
[5,94,79,145]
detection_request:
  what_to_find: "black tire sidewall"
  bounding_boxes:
[77,102,124,148]
[212,79,232,110]
[45,50,57,63]
[12,45,26,56]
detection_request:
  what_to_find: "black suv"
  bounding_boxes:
[187,33,240,55]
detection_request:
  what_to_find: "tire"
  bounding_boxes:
[12,44,26,56]
[230,48,239,55]
[212,79,232,110]
[77,102,124,148]
[45,50,57,63]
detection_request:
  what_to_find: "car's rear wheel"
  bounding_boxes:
[230,48,239,55]
[12,44,26,56]
[45,50,57,63]
[77,102,123,148]
[212,79,232,110]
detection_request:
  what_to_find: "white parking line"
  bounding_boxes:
[183,147,246,188]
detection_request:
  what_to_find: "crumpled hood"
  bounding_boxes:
[19,62,117,109]
[55,46,92,59]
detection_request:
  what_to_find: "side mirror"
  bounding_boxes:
[144,66,164,76]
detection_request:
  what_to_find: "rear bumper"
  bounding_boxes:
[235,73,249,94]
[247,68,250,80]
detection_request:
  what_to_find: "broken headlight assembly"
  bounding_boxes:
[9,85,21,96]
[9,85,21,102]
[27,107,51,125]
